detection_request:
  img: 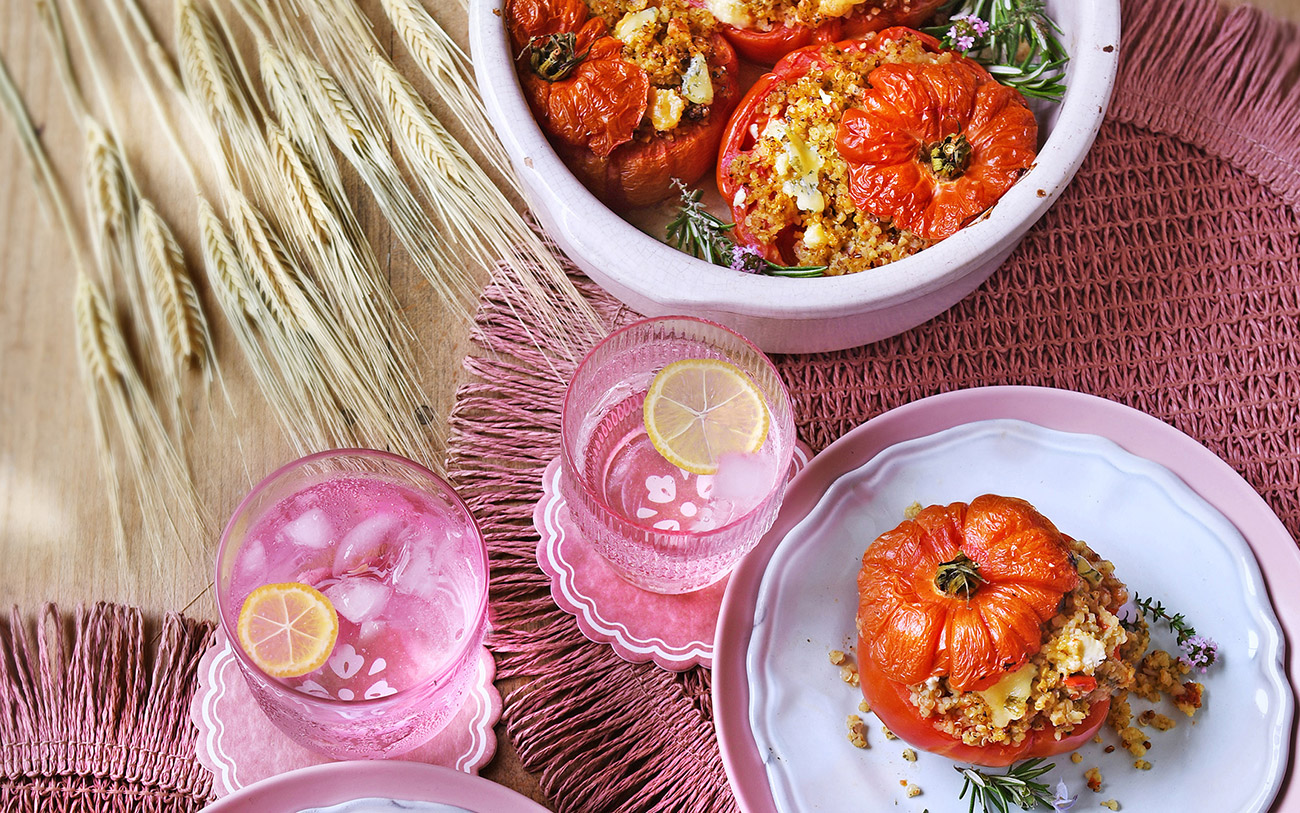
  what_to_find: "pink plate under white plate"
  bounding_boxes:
[714,386,1298,812]
[535,447,809,671]
[192,632,500,797]
[200,760,549,812]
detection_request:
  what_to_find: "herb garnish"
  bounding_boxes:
[665,181,828,277]
[1123,593,1219,672]
[956,758,1065,812]
[928,0,1070,102]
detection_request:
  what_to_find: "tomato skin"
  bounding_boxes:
[858,633,1111,767]
[710,0,948,65]
[507,0,742,209]
[716,28,943,264]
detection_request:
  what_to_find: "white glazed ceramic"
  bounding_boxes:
[713,388,1298,812]
[469,2,1121,352]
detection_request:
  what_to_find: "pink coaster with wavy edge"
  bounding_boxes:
[191,630,500,798]
[535,445,810,671]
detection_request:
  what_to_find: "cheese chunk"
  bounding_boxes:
[976,663,1037,729]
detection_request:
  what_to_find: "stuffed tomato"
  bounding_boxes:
[716,28,1037,275]
[700,0,946,64]
[507,0,741,210]
[855,495,1139,767]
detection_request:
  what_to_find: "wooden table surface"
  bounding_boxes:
[1,0,1297,807]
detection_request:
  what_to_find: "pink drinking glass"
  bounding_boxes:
[559,316,795,594]
[215,449,489,759]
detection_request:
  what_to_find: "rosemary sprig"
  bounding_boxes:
[665,181,828,277]
[928,0,1070,101]
[956,758,1057,813]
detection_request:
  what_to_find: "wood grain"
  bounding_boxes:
[0,0,1295,806]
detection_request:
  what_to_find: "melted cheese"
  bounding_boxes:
[649,88,685,131]
[976,663,1037,729]
[614,8,658,41]
[681,54,713,105]
[705,0,755,28]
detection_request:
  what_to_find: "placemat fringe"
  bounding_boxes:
[450,269,737,812]
[0,603,215,808]
[1114,0,1300,211]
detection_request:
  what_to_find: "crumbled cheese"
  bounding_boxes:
[759,119,825,213]
[818,0,864,17]
[732,188,746,208]
[648,88,685,131]
[905,783,922,798]
[681,54,713,105]
[704,0,754,29]
[613,8,658,42]
[803,222,827,249]
[829,649,847,666]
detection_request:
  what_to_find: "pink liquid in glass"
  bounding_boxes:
[217,452,488,759]
[584,390,784,534]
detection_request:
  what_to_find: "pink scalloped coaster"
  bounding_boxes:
[191,630,501,798]
[534,444,810,671]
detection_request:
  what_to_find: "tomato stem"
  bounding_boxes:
[925,133,973,180]
[935,553,982,600]
[526,33,589,82]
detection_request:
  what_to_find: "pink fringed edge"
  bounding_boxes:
[1112,0,1300,211]
[0,603,216,810]
[447,267,740,813]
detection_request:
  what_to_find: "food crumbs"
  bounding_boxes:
[882,725,898,740]
[1137,710,1177,731]
[847,715,868,748]
[902,748,917,762]
[906,783,922,798]
[904,501,923,520]
[1134,759,1151,771]
[1101,801,1120,811]
[829,649,847,666]
[859,700,872,714]
[1071,752,1083,764]
[840,664,860,686]
[1085,767,1103,792]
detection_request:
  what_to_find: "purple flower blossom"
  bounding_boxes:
[1179,634,1219,673]
[945,14,989,52]
[1053,779,1077,811]
[729,245,765,274]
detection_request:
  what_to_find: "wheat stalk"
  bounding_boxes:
[176,0,253,131]
[378,0,519,196]
[136,199,213,375]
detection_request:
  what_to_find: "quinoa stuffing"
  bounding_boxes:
[903,537,1137,750]
[723,34,950,274]
[584,0,723,132]
[705,0,917,31]
[847,714,869,748]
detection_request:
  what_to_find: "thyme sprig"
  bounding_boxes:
[956,758,1059,812]
[928,0,1070,101]
[665,181,828,277]
[1123,593,1219,672]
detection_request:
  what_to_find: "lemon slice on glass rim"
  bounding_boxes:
[237,582,339,678]
[643,357,770,475]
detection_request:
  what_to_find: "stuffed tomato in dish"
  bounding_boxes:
[855,495,1138,767]
[507,0,740,209]
[700,0,946,64]
[717,28,1037,275]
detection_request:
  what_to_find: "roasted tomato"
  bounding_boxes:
[856,496,1111,767]
[717,28,1036,269]
[836,57,1038,239]
[700,0,947,64]
[507,0,741,209]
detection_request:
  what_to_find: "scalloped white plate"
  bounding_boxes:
[715,387,1295,812]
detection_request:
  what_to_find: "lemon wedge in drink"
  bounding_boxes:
[237,582,339,678]
[643,358,769,475]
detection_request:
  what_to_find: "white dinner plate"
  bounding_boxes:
[714,387,1296,812]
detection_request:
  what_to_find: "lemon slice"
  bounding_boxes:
[237,582,339,678]
[643,358,770,475]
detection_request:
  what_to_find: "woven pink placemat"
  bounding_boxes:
[446,1,1300,811]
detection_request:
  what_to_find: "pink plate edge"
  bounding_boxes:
[198,760,549,812]
[712,385,1300,813]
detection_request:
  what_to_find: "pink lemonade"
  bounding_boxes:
[217,452,488,759]
[584,389,785,534]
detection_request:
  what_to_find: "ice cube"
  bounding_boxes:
[333,513,402,575]
[232,538,268,588]
[713,452,774,503]
[323,576,393,625]
[281,508,333,549]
